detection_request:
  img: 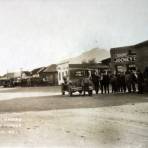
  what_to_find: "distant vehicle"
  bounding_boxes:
[61,68,93,96]
[2,79,14,87]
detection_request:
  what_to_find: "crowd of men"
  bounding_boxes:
[91,70,145,94]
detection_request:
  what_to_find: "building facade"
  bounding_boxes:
[110,40,148,73]
[135,41,148,73]
[110,45,136,73]
[43,64,58,85]
[57,61,69,85]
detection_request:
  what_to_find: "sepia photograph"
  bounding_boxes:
[0,0,148,148]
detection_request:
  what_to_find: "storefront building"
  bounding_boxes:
[110,40,148,73]
[110,45,136,73]
[135,41,148,73]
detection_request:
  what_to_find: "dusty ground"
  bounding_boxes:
[0,86,148,148]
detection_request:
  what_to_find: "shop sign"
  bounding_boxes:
[117,65,127,72]
[114,55,136,63]
[116,53,127,58]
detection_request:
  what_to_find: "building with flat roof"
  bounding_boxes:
[135,40,148,73]
[110,40,148,73]
[110,45,136,73]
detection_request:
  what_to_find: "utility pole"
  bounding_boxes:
[6,70,8,79]
[20,68,23,79]
[20,68,23,87]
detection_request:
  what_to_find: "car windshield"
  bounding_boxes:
[69,70,89,79]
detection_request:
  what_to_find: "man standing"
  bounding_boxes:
[110,73,117,93]
[82,77,90,96]
[103,71,110,94]
[125,71,132,93]
[116,73,121,92]
[100,73,104,94]
[120,72,126,93]
[137,70,144,94]
[91,71,100,94]
[130,70,137,92]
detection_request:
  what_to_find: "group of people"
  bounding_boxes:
[91,70,144,94]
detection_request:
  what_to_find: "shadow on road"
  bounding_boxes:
[0,93,148,113]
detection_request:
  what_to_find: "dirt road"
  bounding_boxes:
[0,87,148,148]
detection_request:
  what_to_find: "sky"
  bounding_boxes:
[0,0,148,74]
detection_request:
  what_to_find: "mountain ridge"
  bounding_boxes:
[59,48,110,64]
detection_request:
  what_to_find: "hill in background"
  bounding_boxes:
[61,48,110,64]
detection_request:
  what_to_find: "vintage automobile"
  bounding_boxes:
[61,68,93,96]
[1,78,14,87]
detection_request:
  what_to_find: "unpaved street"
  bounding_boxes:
[0,86,148,148]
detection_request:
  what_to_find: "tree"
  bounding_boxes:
[88,58,96,64]
[81,58,96,64]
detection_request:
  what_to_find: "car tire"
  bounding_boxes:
[62,91,65,95]
[69,89,72,96]
[88,90,92,96]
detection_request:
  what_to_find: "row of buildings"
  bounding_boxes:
[0,64,58,87]
[0,40,148,87]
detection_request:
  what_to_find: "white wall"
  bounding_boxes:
[57,62,69,85]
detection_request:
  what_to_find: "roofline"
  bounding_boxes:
[110,40,148,51]
[135,40,148,48]
[57,61,69,65]
[110,45,135,52]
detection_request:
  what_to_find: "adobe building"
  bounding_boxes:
[110,40,148,73]
[43,64,58,85]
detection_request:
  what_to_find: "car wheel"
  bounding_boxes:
[62,91,65,95]
[69,89,72,96]
[88,90,92,96]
